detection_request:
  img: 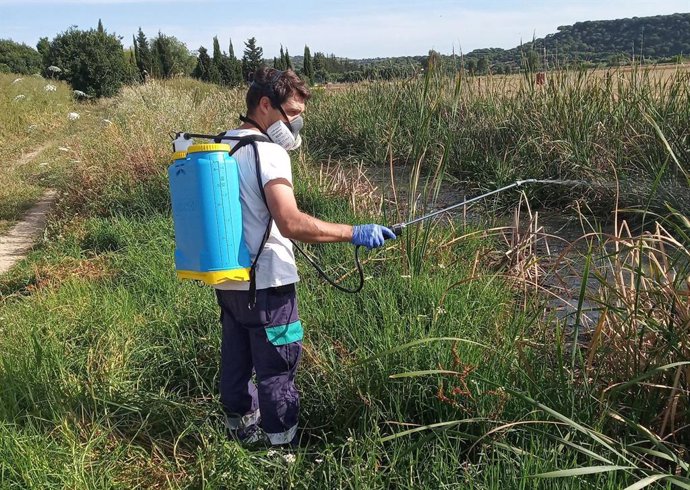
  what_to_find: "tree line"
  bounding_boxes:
[0,20,324,97]
[2,13,689,97]
[434,12,690,74]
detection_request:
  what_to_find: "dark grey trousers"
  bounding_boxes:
[215,285,303,445]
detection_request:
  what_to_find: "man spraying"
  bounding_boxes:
[215,67,394,447]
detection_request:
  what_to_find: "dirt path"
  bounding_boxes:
[0,141,58,276]
[0,190,57,275]
[14,142,53,168]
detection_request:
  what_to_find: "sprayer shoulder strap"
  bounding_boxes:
[215,133,271,145]
[222,134,273,308]
[215,132,366,297]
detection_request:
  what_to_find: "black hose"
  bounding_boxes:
[291,241,365,293]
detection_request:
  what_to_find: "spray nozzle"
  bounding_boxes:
[391,223,405,236]
[516,179,538,187]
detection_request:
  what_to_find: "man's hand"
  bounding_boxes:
[351,224,396,250]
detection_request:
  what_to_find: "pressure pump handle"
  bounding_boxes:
[391,223,405,237]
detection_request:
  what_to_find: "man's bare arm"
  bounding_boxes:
[264,179,353,243]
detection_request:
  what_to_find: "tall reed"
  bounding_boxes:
[305,65,690,214]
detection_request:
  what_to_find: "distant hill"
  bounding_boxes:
[465,12,690,69]
[295,12,690,78]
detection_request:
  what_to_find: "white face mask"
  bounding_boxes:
[266,115,303,151]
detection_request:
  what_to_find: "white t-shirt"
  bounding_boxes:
[213,129,299,291]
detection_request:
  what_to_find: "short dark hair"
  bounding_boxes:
[246,67,311,115]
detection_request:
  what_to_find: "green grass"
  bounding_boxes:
[0,73,99,230]
[0,75,687,488]
[0,203,638,489]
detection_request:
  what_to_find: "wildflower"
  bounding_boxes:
[73,90,88,99]
[11,78,23,84]
[47,66,62,74]
[13,94,26,101]
[44,84,57,92]
[282,453,296,464]
[68,112,80,121]
[315,457,324,464]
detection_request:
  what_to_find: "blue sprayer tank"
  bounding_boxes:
[168,143,252,285]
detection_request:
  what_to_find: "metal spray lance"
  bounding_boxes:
[388,179,586,236]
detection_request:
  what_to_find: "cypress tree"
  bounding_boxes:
[132,35,138,61]
[151,33,176,78]
[212,36,222,64]
[97,19,104,34]
[192,45,212,82]
[226,38,242,86]
[127,49,138,83]
[284,47,293,70]
[135,28,152,78]
[211,36,222,84]
[303,45,313,81]
[242,37,263,80]
[313,51,324,71]
[36,37,50,69]
[277,45,286,70]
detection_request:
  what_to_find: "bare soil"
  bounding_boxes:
[0,190,57,275]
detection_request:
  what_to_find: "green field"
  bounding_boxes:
[0,68,688,489]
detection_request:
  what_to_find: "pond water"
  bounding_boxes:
[362,164,621,336]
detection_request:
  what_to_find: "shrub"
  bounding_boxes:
[46,27,127,98]
[0,39,42,75]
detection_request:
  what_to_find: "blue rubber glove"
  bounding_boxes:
[351,224,396,250]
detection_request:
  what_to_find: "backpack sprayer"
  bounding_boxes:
[167,131,582,297]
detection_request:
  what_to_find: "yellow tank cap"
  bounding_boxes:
[171,151,187,161]
[187,143,231,154]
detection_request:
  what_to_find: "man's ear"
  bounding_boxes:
[259,96,272,115]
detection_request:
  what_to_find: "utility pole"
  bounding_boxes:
[452,43,456,73]
[632,41,635,65]
[640,26,645,65]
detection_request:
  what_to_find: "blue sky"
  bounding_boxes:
[1,0,688,58]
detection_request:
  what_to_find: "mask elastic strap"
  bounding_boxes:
[239,114,269,135]
[276,106,294,133]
